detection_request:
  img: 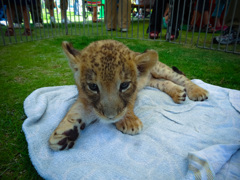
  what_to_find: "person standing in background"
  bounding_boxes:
[87,0,101,23]
[45,0,69,24]
[105,0,131,32]
[5,0,32,36]
[213,0,240,44]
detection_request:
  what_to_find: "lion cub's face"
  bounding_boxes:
[62,40,157,123]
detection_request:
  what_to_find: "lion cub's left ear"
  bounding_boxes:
[62,41,80,72]
[134,50,158,75]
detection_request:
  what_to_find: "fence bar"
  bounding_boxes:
[0,0,5,45]
[154,0,158,40]
[30,0,37,40]
[142,1,146,39]
[90,1,92,36]
[101,0,103,36]
[203,0,213,48]
[44,1,50,38]
[196,0,206,46]
[13,0,22,42]
[215,0,228,51]
[20,0,28,41]
[74,0,77,35]
[26,0,33,41]
[159,0,165,40]
[191,0,199,45]
[233,25,240,53]
[175,0,181,42]
[225,0,237,52]
[167,0,174,42]
[6,0,14,43]
[136,2,140,39]
[185,0,193,44]
[36,0,43,39]
[179,0,186,44]
[69,0,72,35]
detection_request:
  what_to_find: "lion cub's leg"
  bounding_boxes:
[151,61,209,101]
[49,100,87,151]
[115,106,143,135]
[149,78,186,103]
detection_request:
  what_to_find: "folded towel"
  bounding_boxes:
[22,79,240,180]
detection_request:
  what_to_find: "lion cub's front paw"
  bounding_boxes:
[187,84,209,101]
[169,85,187,104]
[115,115,143,135]
[49,119,85,151]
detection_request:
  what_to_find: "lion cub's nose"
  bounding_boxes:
[102,106,118,120]
[107,115,116,120]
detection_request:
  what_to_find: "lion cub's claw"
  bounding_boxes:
[116,117,143,135]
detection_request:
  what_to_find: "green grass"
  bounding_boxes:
[0,32,240,179]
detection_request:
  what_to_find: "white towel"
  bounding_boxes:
[22,80,240,180]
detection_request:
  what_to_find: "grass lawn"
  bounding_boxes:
[0,27,240,179]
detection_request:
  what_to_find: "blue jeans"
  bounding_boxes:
[74,0,80,15]
[212,0,230,18]
[0,5,6,21]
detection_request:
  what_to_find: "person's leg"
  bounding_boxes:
[61,0,69,22]
[30,0,43,27]
[5,3,15,36]
[22,5,32,36]
[212,0,224,27]
[13,5,23,28]
[169,0,183,38]
[202,0,209,26]
[190,0,204,26]
[74,0,79,15]
[225,0,240,28]
[29,1,35,24]
[148,0,164,34]
[164,3,169,17]
[213,0,240,44]
[92,6,97,22]
[190,10,199,26]
[6,2,15,29]
[61,1,65,20]
[105,0,117,30]
[22,5,30,29]
[48,0,54,17]
[118,0,131,31]
[54,2,59,12]
[46,0,55,23]
[35,0,43,24]
[203,11,209,26]
[212,0,222,28]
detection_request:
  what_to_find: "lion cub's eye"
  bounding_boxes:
[88,83,99,92]
[120,82,130,92]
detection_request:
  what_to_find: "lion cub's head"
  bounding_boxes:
[62,40,158,123]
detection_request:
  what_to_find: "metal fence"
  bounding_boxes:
[0,0,239,54]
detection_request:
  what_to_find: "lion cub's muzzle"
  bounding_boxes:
[95,102,127,123]
[90,90,127,123]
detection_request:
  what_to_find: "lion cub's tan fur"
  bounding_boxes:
[49,40,208,151]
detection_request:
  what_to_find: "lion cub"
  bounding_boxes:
[49,40,208,151]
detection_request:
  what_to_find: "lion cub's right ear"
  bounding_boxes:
[62,41,80,72]
[134,50,158,76]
